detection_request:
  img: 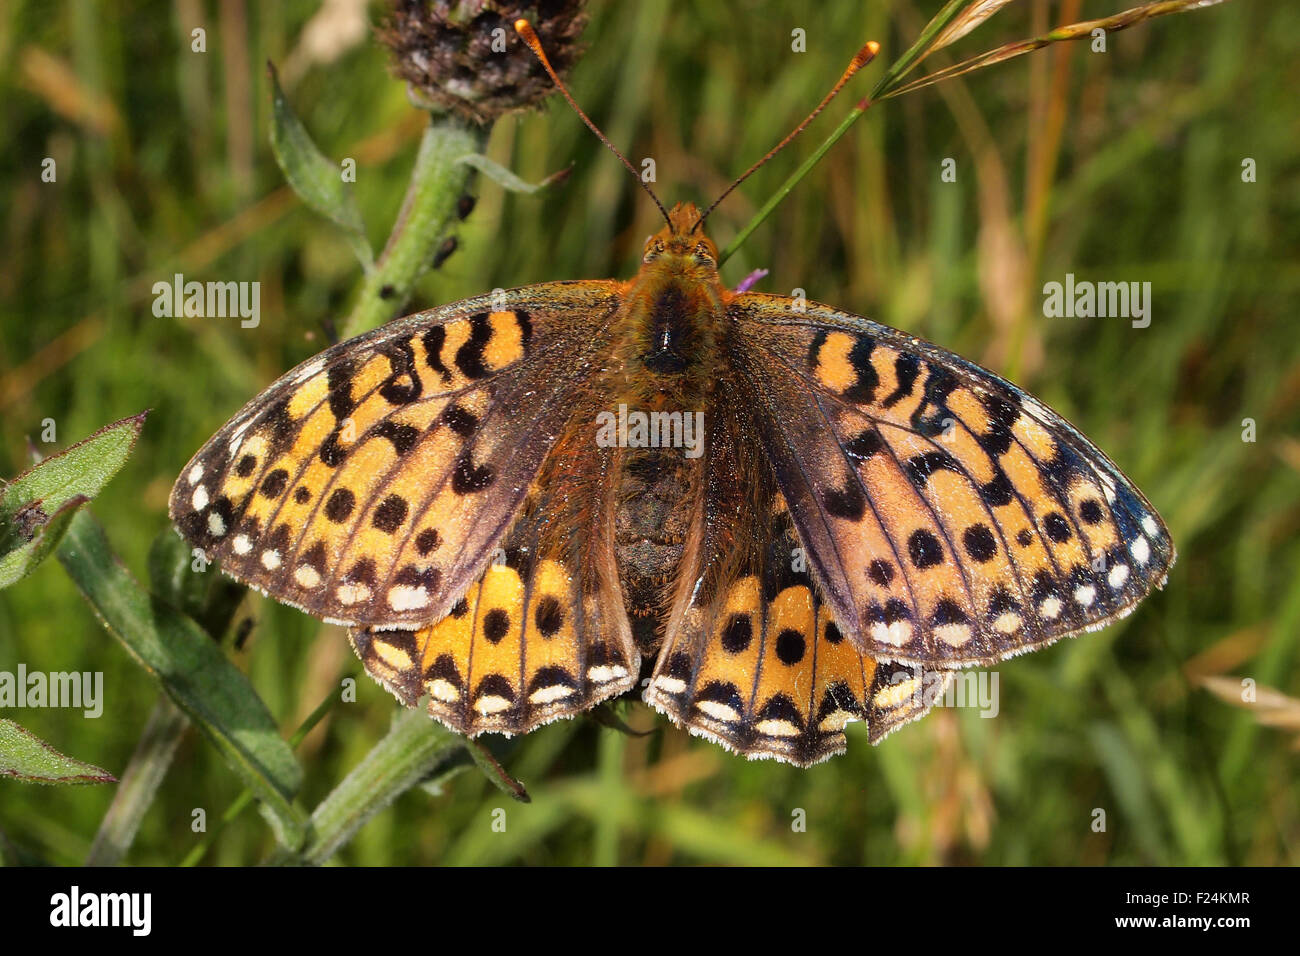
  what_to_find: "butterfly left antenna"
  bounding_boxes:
[515,19,673,229]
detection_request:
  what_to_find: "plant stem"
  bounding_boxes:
[86,695,188,866]
[341,117,485,339]
[264,709,462,866]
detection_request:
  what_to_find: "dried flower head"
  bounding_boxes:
[378,0,588,125]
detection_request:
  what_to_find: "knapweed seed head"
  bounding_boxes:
[378,0,588,124]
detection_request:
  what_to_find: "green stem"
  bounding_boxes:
[593,727,624,866]
[720,102,870,266]
[341,117,485,339]
[86,695,188,866]
[264,709,462,866]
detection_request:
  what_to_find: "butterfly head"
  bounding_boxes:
[642,202,719,274]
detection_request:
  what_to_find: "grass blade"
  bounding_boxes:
[883,1,1234,101]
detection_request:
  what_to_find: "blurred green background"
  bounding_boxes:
[1,0,1297,865]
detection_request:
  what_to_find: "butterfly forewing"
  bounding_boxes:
[169,281,624,627]
[727,293,1175,668]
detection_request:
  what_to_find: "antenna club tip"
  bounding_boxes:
[514,18,535,39]
[849,40,881,70]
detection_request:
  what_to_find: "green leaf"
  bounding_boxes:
[0,719,116,785]
[56,513,306,847]
[267,60,373,270]
[466,738,530,803]
[457,153,570,195]
[0,413,147,585]
[0,495,89,589]
[147,526,209,622]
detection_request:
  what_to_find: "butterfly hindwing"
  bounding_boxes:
[643,393,949,766]
[350,397,639,736]
[727,292,1175,668]
[170,281,623,628]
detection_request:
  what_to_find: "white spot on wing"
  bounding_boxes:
[387,585,429,611]
[474,695,512,715]
[993,612,1022,634]
[588,664,628,684]
[652,675,686,695]
[529,684,575,705]
[337,583,370,605]
[754,718,800,738]
[696,699,741,722]
[429,678,459,703]
[935,623,972,647]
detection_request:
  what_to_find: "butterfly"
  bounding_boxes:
[169,22,1174,768]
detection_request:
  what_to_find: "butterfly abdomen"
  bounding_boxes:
[614,446,696,653]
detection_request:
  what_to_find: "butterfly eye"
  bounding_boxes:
[643,239,665,263]
[692,241,715,265]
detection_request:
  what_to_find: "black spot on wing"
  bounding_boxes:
[823,474,867,521]
[976,393,1020,457]
[908,529,944,569]
[378,340,421,405]
[374,420,419,456]
[422,326,452,382]
[844,428,884,461]
[452,454,494,494]
[912,364,958,437]
[905,450,959,489]
[454,313,492,380]
[882,352,921,408]
[841,335,879,403]
[534,596,564,637]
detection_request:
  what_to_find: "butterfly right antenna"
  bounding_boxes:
[515,19,673,229]
[692,39,880,234]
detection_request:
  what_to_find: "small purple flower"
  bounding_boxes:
[734,268,769,294]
